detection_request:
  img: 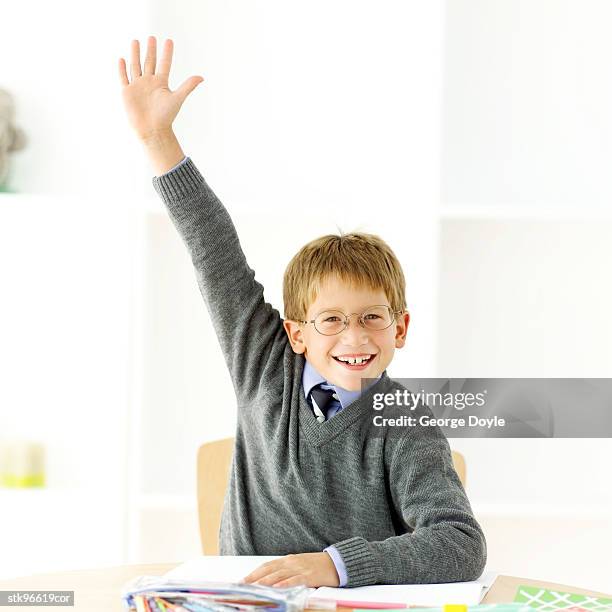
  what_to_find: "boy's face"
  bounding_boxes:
[283,276,410,392]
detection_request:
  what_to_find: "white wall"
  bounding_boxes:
[442,0,612,208]
[2,0,154,200]
[437,219,612,378]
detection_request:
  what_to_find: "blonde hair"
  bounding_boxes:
[283,232,407,321]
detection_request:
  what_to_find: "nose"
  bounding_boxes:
[340,314,369,346]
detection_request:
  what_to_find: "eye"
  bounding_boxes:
[364,314,382,320]
[323,315,342,323]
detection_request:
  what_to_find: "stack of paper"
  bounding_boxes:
[164,557,497,608]
[311,580,493,608]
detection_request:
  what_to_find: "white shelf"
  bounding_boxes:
[0,487,83,500]
[0,191,162,212]
[137,493,198,511]
[472,501,612,519]
[439,204,612,220]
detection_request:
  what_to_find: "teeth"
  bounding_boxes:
[337,355,371,365]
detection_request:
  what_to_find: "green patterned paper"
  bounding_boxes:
[398,605,535,612]
[514,585,612,611]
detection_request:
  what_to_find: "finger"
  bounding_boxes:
[143,35,157,75]
[254,569,294,587]
[243,560,282,583]
[175,76,204,103]
[157,38,174,78]
[118,58,129,86]
[273,576,307,588]
[130,39,142,80]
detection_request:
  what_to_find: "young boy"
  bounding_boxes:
[119,36,486,589]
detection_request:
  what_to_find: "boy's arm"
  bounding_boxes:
[119,38,286,396]
[243,424,486,589]
[331,427,487,586]
[152,156,287,399]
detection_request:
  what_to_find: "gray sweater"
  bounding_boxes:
[152,158,487,587]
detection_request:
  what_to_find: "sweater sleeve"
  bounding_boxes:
[331,424,487,586]
[152,157,287,400]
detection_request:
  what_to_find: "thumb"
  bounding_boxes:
[175,76,204,104]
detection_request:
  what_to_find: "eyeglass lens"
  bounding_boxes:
[314,306,393,335]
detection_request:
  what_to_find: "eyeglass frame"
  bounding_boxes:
[295,305,406,336]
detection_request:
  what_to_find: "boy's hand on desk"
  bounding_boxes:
[242,552,340,588]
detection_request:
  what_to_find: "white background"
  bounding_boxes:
[1,0,611,594]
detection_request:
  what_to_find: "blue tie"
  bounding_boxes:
[310,385,340,423]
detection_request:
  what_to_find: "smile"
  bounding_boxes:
[332,354,375,369]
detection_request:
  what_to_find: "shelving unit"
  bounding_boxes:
[0,194,134,577]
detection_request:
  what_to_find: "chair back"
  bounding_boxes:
[197,437,467,555]
[197,437,235,555]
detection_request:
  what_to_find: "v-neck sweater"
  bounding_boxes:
[152,158,487,587]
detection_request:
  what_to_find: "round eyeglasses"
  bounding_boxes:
[296,305,404,336]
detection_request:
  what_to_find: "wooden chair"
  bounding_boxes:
[197,437,467,555]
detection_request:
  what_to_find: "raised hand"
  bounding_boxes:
[118,36,203,142]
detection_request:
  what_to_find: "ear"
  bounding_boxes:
[283,319,307,354]
[394,311,410,349]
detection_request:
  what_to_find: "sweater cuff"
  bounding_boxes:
[332,537,383,587]
[152,157,205,202]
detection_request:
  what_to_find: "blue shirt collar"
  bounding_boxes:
[302,358,381,410]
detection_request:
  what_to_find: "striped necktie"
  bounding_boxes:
[310,385,340,423]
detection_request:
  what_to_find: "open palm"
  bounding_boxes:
[118,37,203,141]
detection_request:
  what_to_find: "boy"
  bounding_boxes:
[119,36,486,588]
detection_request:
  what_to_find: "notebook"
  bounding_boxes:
[164,556,497,607]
